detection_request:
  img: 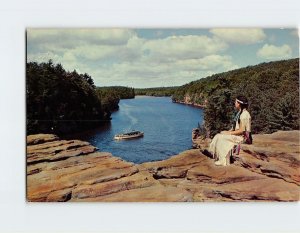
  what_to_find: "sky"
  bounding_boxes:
[27,28,299,88]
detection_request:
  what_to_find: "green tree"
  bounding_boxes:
[27,60,110,135]
[204,89,234,137]
[172,58,299,134]
[269,93,299,131]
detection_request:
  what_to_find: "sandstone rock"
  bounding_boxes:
[192,128,211,149]
[27,152,139,201]
[78,185,193,202]
[232,131,300,185]
[27,134,59,145]
[192,130,300,186]
[191,178,299,202]
[46,188,73,202]
[27,140,96,164]
[26,134,195,202]
[142,148,299,202]
[71,170,157,200]
[27,132,300,202]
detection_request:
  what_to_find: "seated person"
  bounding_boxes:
[208,96,252,166]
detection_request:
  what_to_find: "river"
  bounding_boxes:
[74,96,204,163]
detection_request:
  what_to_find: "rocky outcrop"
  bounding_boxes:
[27,134,59,145]
[193,130,300,186]
[27,131,300,202]
[172,94,207,108]
[141,150,299,201]
[27,136,192,202]
[173,100,205,108]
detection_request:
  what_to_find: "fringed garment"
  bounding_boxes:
[208,109,251,166]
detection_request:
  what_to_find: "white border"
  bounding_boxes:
[0,0,299,232]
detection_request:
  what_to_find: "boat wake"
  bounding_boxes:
[122,104,138,127]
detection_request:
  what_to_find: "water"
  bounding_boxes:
[74,96,203,163]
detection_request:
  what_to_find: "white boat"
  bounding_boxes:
[114,130,144,140]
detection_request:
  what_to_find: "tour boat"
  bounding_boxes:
[114,130,144,140]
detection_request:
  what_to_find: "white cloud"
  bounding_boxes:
[27,51,61,64]
[72,45,120,60]
[210,28,266,44]
[27,29,241,88]
[27,29,229,62]
[86,55,238,88]
[175,55,238,71]
[143,35,228,61]
[27,28,134,51]
[257,44,292,60]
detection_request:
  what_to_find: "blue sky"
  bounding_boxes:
[27,28,299,88]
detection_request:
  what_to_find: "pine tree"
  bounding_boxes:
[204,89,233,137]
[269,93,299,131]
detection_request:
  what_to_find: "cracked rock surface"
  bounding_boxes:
[27,131,300,202]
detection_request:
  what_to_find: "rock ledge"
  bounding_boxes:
[27,131,300,202]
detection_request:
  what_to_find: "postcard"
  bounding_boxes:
[26,28,299,202]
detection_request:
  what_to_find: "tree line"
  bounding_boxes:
[27,58,299,137]
[172,58,299,137]
[27,60,134,135]
[96,86,135,112]
[134,87,178,96]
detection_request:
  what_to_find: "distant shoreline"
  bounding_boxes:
[134,95,171,98]
[133,95,205,108]
[172,100,205,109]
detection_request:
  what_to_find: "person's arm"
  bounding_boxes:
[222,128,243,135]
[227,128,243,135]
[222,117,246,136]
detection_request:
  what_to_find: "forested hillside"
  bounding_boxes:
[27,58,299,137]
[96,86,135,111]
[27,61,110,135]
[135,87,178,96]
[172,58,299,136]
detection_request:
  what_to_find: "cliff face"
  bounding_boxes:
[172,94,207,108]
[172,93,207,108]
[26,131,300,202]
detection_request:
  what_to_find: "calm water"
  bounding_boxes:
[74,96,203,163]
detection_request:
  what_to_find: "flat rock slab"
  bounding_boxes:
[27,134,59,145]
[27,134,192,202]
[141,148,299,202]
[27,132,300,202]
[81,186,193,202]
[27,140,96,164]
[233,131,300,185]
